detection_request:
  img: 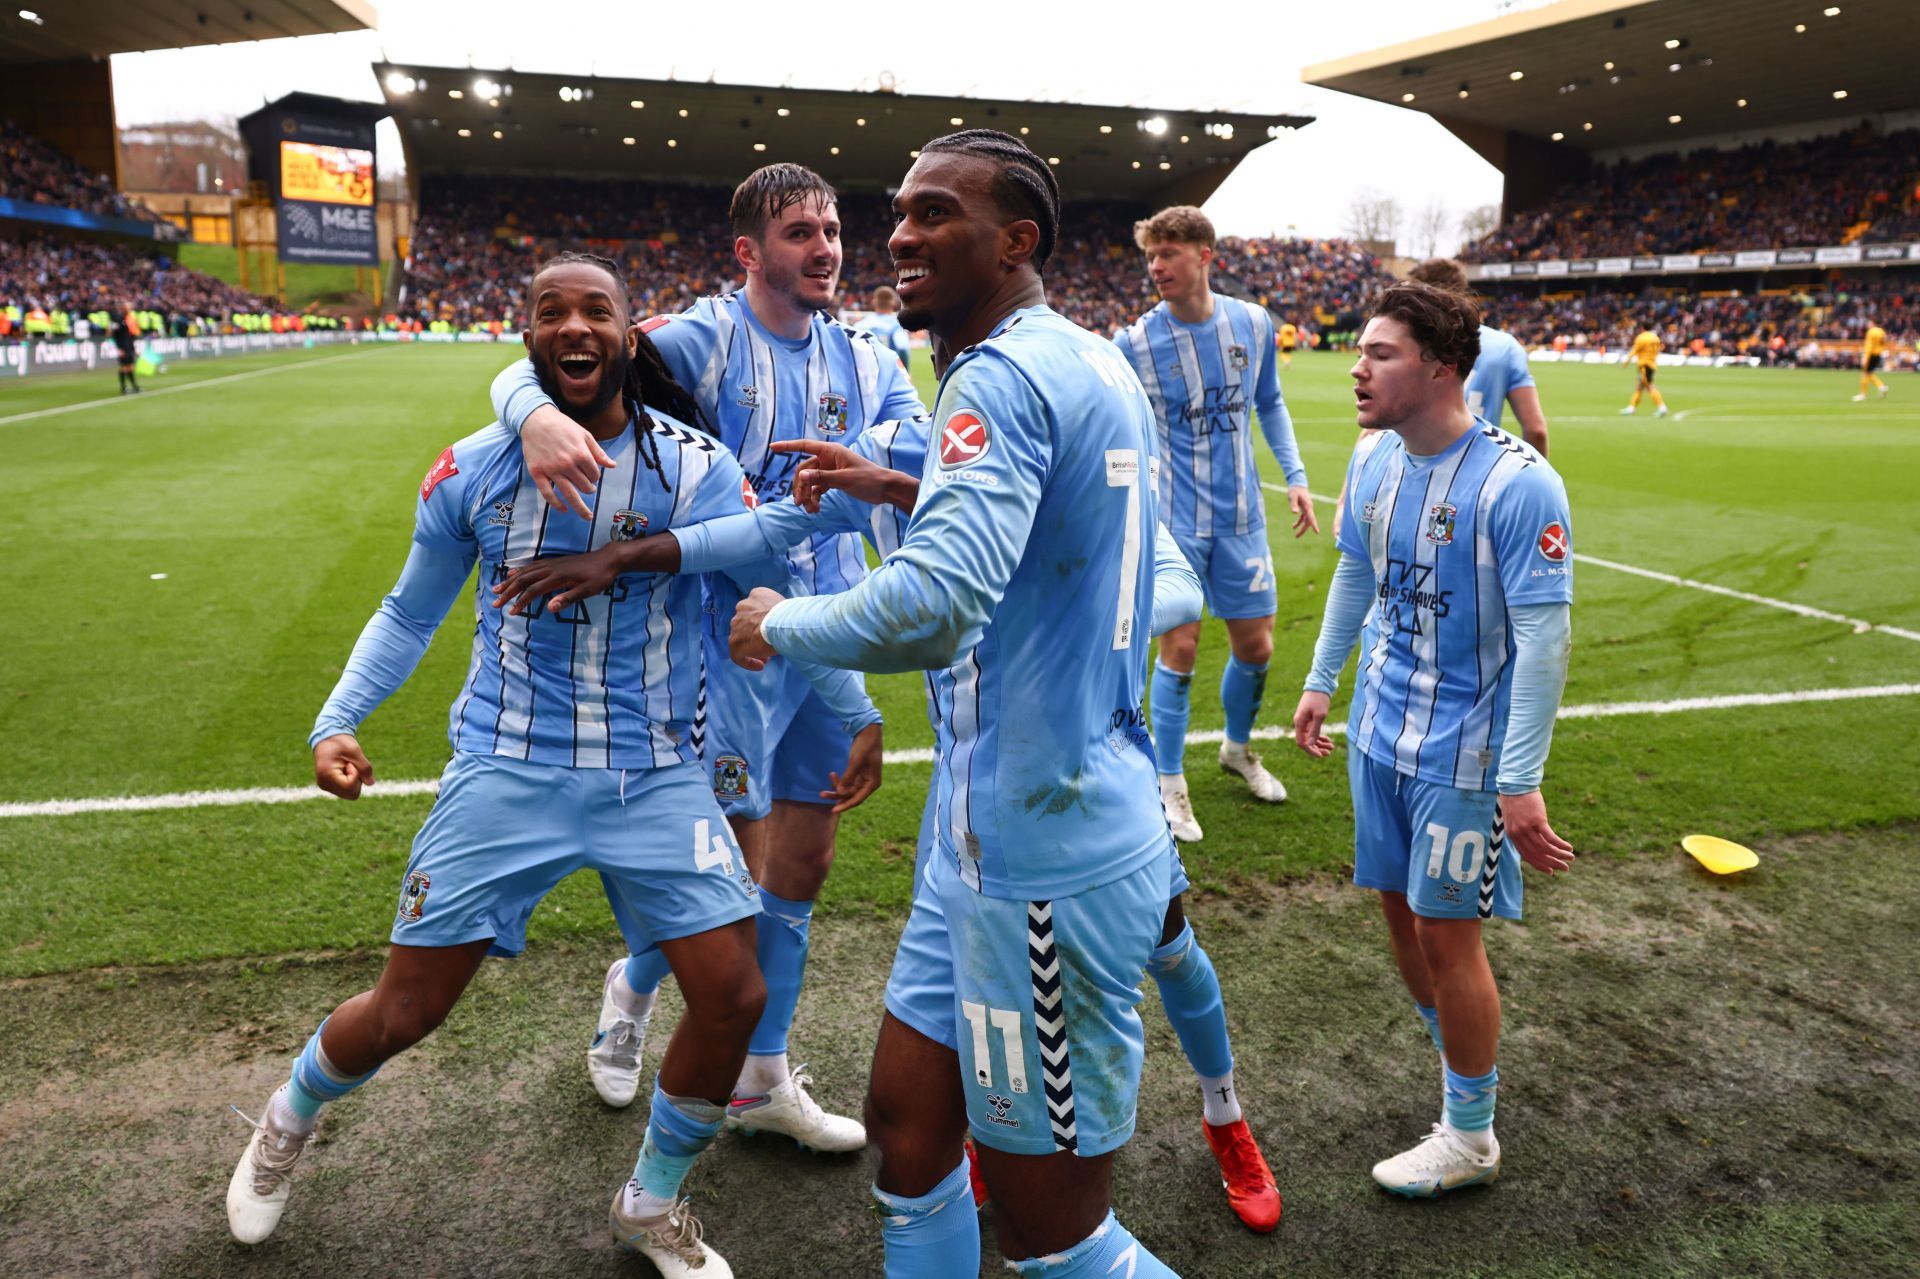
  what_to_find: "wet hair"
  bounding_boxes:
[1406,258,1471,294]
[530,251,712,490]
[918,128,1061,270]
[1370,280,1481,377]
[1133,205,1215,251]
[729,163,838,241]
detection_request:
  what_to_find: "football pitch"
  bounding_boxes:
[2,344,1917,1276]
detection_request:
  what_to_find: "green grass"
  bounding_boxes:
[1,347,1917,977]
[176,242,370,308]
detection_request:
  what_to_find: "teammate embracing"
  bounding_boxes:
[489,164,924,1149]
[1115,206,1317,845]
[225,253,882,1276]
[1293,280,1577,1198]
[729,129,1183,1276]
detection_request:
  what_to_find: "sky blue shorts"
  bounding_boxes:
[885,845,1169,1158]
[1349,749,1521,921]
[1171,527,1277,620]
[705,654,855,822]
[392,752,760,956]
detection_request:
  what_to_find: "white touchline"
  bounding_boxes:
[6,683,1918,820]
[1266,483,1920,644]
[0,349,387,427]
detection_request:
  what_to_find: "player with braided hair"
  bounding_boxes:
[224,255,880,1278]
[490,166,924,1152]
[728,128,1182,1277]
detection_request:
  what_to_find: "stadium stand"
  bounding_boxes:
[1481,277,1918,362]
[2,116,166,226]
[0,229,284,338]
[399,174,1392,339]
[1461,126,1920,263]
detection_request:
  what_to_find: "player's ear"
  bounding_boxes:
[1002,218,1041,270]
[734,234,761,275]
[623,322,639,360]
[521,327,533,353]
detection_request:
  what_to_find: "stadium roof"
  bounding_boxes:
[1302,0,1920,154]
[376,63,1311,203]
[0,0,375,64]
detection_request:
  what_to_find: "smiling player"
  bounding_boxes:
[728,129,1181,1278]
[487,166,925,1149]
[225,253,884,1276]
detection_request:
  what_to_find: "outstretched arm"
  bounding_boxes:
[310,541,476,795]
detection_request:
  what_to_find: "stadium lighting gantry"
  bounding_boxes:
[1141,116,1168,136]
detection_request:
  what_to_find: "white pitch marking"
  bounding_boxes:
[1265,483,1920,644]
[0,350,385,427]
[7,684,1918,820]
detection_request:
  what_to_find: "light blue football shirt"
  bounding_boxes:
[1463,324,1535,430]
[1112,293,1306,538]
[1335,422,1574,791]
[491,292,927,598]
[856,310,914,366]
[310,412,874,770]
[760,306,1167,899]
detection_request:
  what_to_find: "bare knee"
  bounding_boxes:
[687,966,766,1036]
[369,990,455,1054]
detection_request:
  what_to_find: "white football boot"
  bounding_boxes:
[588,959,649,1108]
[1219,742,1288,803]
[1654,404,1670,418]
[725,1068,866,1152]
[1159,773,1203,842]
[1370,1123,1501,1198]
[226,1089,314,1244]
[610,1189,733,1277]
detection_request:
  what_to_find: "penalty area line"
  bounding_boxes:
[1265,483,1920,644]
[6,682,1919,820]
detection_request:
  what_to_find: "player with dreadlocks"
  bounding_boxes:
[490,165,921,1156]
[223,253,881,1278]
[726,128,1183,1276]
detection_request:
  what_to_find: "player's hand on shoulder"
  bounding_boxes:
[1498,790,1575,874]
[728,587,785,671]
[1288,484,1320,538]
[524,404,614,521]
[822,722,884,813]
[490,544,624,616]
[314,734,374,800]
[1292,691,1334,757]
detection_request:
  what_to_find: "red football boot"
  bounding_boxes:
[1203,1118,1281,1233]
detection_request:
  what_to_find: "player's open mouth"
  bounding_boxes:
[896,264,930,296]
[555,350,601,394]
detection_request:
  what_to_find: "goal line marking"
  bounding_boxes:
[4,682,1916,820]
[1264,484,1920,644]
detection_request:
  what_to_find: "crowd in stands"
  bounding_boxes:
[401,175,1391,339]
[1464,126,1920,263]
[2,117,165,226]
[0,230,280,338]
[1483,275,1919,362]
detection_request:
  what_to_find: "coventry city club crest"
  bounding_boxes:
[1228,344,1249,371]
[1425,501,1458,546]
[713,754,749,800]
[816,392,849,436]
[610,508,648,541]
[398,870,430,922]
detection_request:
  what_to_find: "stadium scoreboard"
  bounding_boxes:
[239,95,386,267]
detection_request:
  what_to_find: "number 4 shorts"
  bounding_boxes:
[390,752,760,956]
